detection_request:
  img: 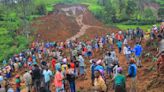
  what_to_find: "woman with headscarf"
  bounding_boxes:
[94,71,107,92]
[114,67,126,92]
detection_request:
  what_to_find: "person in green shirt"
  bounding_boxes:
[114,67,126,92]
[116,40,123,53]
[15,75,21,92]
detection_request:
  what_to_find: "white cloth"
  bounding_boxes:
[113,65,118,78]
[123,39,128,45]
[123,46,131,55]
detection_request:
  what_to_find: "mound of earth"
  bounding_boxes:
[32,4,107,41]
[32,13,80,41]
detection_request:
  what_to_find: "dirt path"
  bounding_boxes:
[63,6,107,41]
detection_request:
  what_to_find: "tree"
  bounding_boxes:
[126,0,137,18]
[144,8,156,20]
[103,0,116,23]
[158,7,164,20]
[97,0,107,6]
[15,0,34,38]
[36,4,47,15]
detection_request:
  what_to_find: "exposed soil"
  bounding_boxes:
[25,4,164,92]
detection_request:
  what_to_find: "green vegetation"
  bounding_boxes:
[93,0,163,24]
[115,24,160,31]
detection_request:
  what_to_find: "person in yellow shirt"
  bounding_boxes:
[94,71,107,92]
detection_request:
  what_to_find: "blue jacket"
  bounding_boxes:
[134,44,143,57]
[128,64,137,77]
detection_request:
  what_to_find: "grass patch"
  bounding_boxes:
[115,24,160,32]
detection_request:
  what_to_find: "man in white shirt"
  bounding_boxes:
[123,38,128,45]
[123,44,131,64]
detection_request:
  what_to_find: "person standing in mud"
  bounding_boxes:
[123,44,132,64]
[78,54,85,79]
[93,71,107,92]
[90,59,96,86]
[103,52,114,77]
[116,40,123,54]
[66,64,76,92]
[32,64,42,92]
[133,42,143,67]
[54,66,64,92]
[15,75,21,92]
[42,67,53,92]
[114,67,126,92]
[87,44,93,59]
[23,70,32,92]
[127,58,137,92]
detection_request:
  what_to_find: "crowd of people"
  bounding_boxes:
[0,23,163,92]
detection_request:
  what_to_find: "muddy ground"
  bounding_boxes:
[19,4,164,92]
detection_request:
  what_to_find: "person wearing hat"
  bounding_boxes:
[127,58,137,92]
[15,75,21,92]
[157,51,164,74]
[114,67,126,92]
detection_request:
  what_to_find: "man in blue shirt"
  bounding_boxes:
[127,58,137,92]
[133,42,143,67]
[43,67,53,92]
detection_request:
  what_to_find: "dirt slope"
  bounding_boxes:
[29,4,164,92]
[32,4,105,41]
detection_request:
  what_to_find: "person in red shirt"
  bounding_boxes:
[70,60,75,70]
[51,57,56,71]
[82,47,88,57]
[115,31,124,41]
